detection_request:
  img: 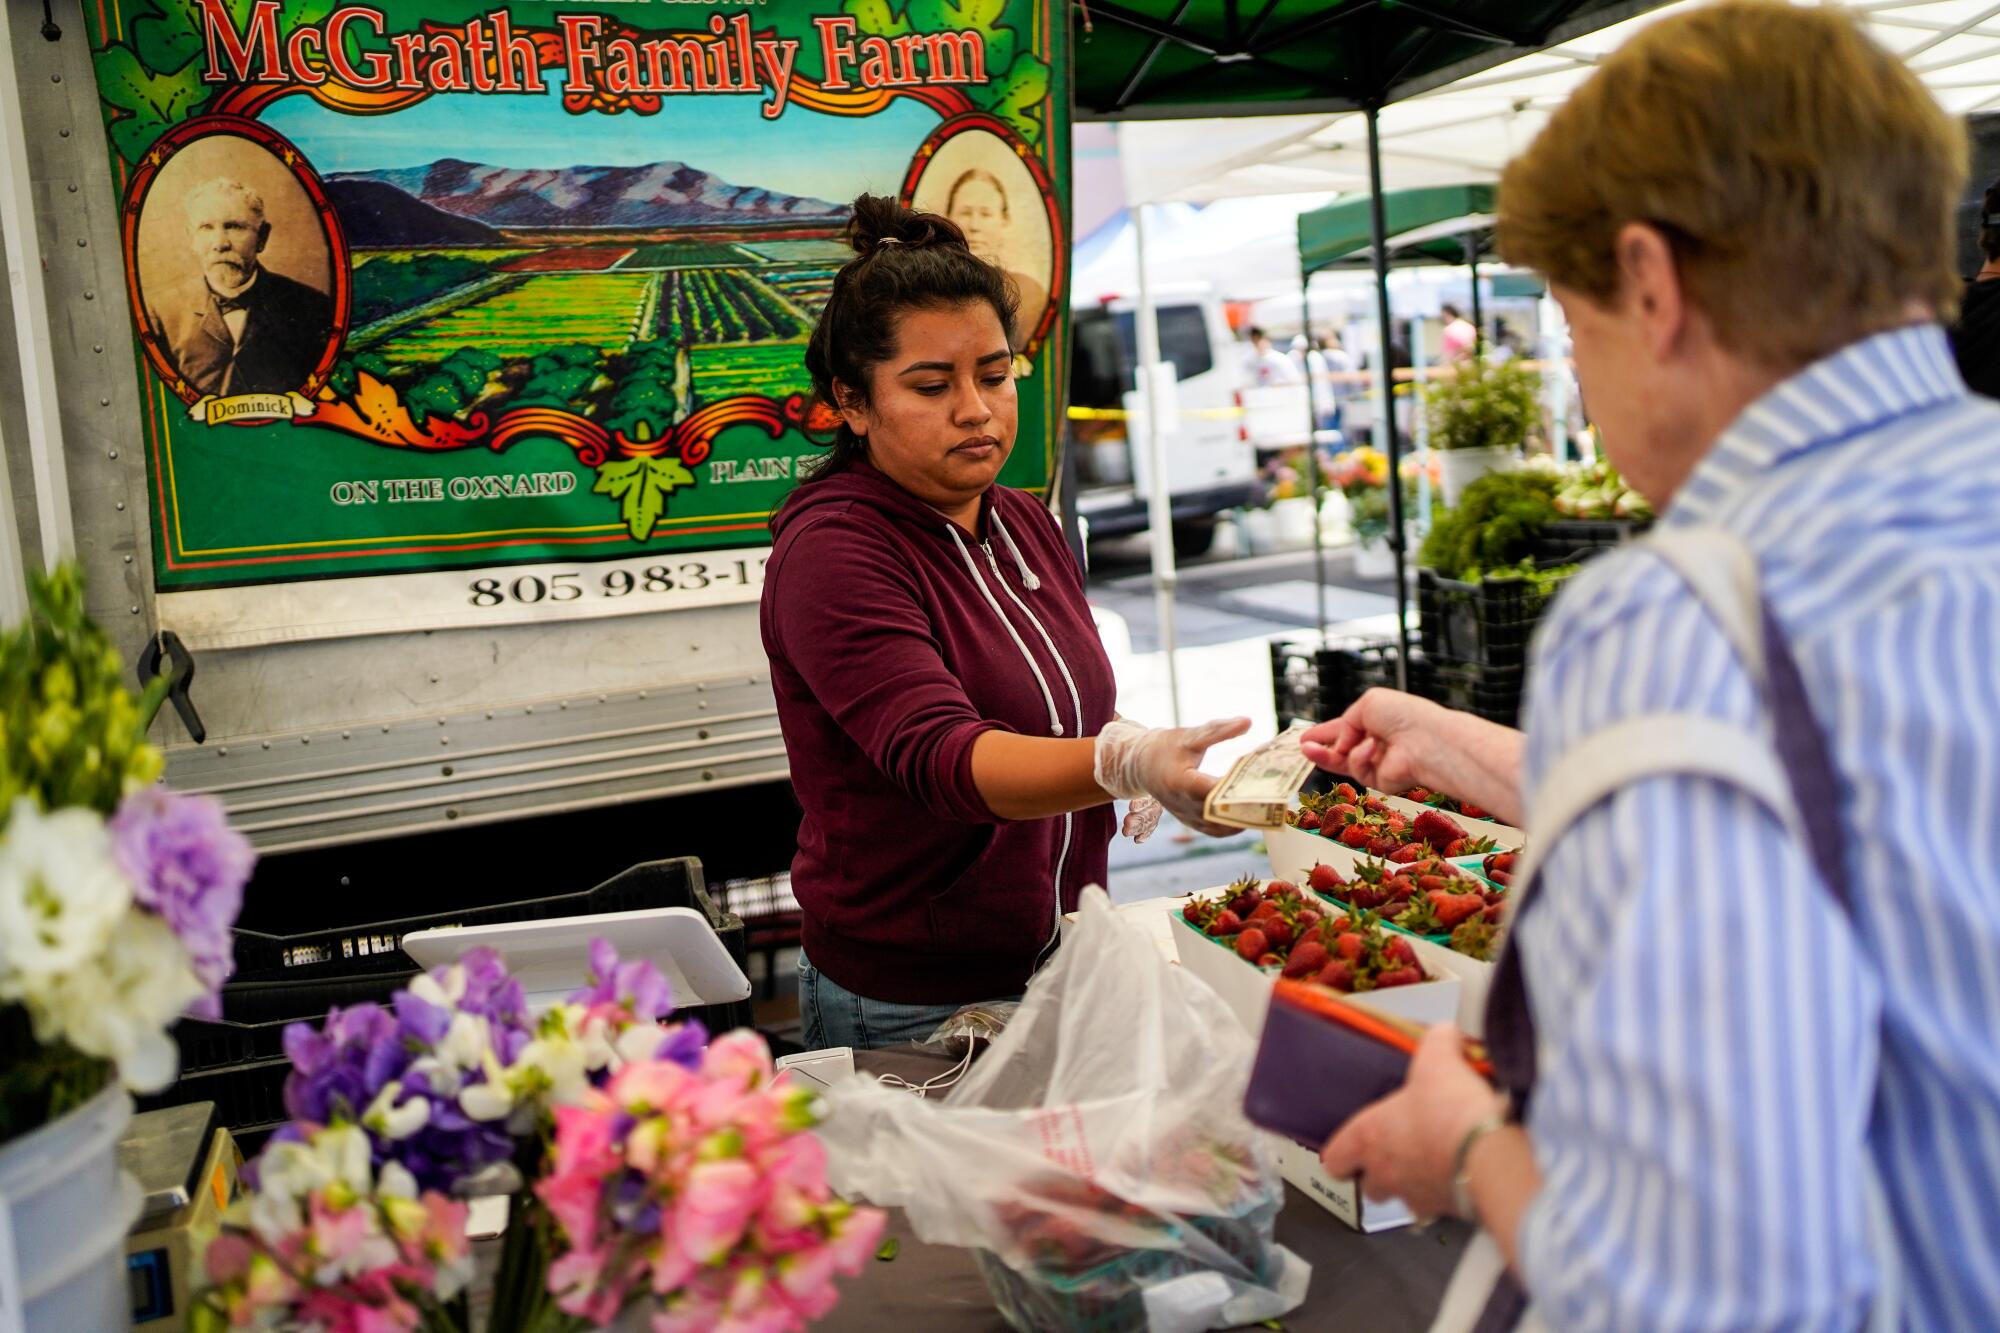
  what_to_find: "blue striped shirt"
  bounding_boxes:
[1515,324,2000,1330]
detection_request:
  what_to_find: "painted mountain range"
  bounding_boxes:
[328,158,845,230]
[325,178,505,247]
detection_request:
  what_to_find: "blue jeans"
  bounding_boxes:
[797,953,1016,1051]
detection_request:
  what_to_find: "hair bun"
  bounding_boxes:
[845,192,971,257]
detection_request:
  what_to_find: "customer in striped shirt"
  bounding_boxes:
[1304,3,2000,1328]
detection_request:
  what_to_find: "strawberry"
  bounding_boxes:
[1268,880,1302,900]
[1339,824,1372,849]
[1249,901,1283,923]
[1375,965,1423,989]
[1346,883,1387,910]
[1395,895,1443,934]
[1386,936,1418,966]
[1385,875,1417,901]
[1366,834,1401,857]
[1235,927,1270,960]
[1208,909,1243,936]
[1448,835,1499,857]
[1483,901,1506,923]
[1428,890,1485,930]
[1182,900,1208,924]
[1450,917,1500,963]
[1486,869,1513,888]
[1403,786,1435,804]
[1295,909,1322,933]
[1308,863,1345,893]
[1413,809,1466,851]
[1415,874,1454,895]
[1318,960,1356,991]
[1333,783,1360,804]
[1295,809,1322,831]
[1258,952,1282,967]
[1484,851,1518,877]
[1461,802,1491,819]
[1283,941,1330,979]
[1334,932,1364,961]
[1229,887,1260,917]
[1328,802,1359,823]
[1388,842,1427,864]
[1262,919,1296,949]
[1363,797,1388,815]
[1481,889,1506,907]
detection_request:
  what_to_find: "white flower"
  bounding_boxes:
[377,1160,418,1201]
[0,798,130,988]
[407,965,466,1011]
[319,1122,374,1195]
[458,1079,513,1123]
[363,1081,431,1141]
[436,1011,491,1072]
[20,912,201,1091]
[615,1022,669,1068]
[514,1035,590,1106]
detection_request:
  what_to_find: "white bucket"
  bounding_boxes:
[0,1084,140,1332]
[1437,446,1512,507]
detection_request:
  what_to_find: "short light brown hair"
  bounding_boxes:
[1497,0,1967,368]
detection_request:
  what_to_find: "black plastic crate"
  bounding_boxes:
[140,858,751,1149]
[1417,567,1576,672]
[1270,638,1438,731]
[1530,518,1647,566]
[1430,661,1526,727]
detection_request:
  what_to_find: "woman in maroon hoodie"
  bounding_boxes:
[763,196,1246,1050]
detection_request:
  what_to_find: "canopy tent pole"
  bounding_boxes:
[1465,235,1485,354]
[1365,107,1412,690]
[1302,267,1328,641]
[1132,202,1183,728]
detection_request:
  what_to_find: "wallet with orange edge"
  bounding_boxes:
[1243,980,1494,1148]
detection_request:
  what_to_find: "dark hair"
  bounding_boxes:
[1982,180,2000,263]
[1441,303,1464,319]
[1247,326,1269,341]
[794,194,1018,490]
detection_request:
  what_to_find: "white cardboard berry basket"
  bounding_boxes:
[1376,792,1527,850]
[1167,894,1462,1234]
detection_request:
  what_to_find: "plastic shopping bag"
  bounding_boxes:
[817,889,1310,1333]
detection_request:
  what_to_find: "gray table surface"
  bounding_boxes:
[816,1046,1470,1332]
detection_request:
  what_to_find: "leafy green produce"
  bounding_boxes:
[1427,358,1541,454]
[1418,470,1560,580]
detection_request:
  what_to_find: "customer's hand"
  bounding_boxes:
[1320,1023,1505,1218]
[1299,688,1449,794]
[1094,717,1252,838]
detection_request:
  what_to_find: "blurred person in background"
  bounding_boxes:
[1306,4,2000,1328]
[1949,176,2000,398]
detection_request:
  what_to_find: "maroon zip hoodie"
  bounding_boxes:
[761,461,1117,1004]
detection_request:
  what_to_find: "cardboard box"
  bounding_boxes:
[1274,1136,1416,1232]
[1168,902,1461,1037]
[1265,821,1369,886]
[1410,934,1496,1036]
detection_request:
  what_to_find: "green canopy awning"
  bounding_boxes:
[1298,184,1496,274]
[1073,0,1660,119]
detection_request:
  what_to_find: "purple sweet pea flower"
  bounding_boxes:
[453,947,530,1027]
[573,938,674,1020]
[652,1020,708,1072]
[108,787,254,1019]
[282,1003,402,1125]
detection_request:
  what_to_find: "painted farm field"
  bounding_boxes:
[658,269,812,345]
[690,342,813,403]
[370,271,658,364]
[740,239,853,263]
[498,246,636,272]
[617,241,758,269]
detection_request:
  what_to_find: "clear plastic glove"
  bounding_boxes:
[1121,796,1163,843]
[1095,717,1252,839]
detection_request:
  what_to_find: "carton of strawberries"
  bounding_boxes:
[1179,877,1433,994]
[1286,784,1501,861]
[1303,857,1509,964]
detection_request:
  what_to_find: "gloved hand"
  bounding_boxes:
[1094,717,1252,839]
[1121,796,1163,843]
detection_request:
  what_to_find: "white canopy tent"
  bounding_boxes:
[1115,0,2000,206]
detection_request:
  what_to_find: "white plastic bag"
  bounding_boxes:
[818,888,1310,1333]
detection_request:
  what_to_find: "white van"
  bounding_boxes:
[1067,286,1265,556]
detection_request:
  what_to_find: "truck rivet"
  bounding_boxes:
[484,711,494,719]
[699,729,710,740]
[428,673,439,683]
[301,736,310,745]
[83,290,94,300]
[560,701,568,710]
[442,765,454,777]
[262,741,271,750]
[108,449,118,459]
[129,604,139,614]
[440,736,450,746]
[99,396,109,405]
[445,809,460,821]
[703,770,715,781]
[598,694,607,703]
[122,554,131,563]
[341,730,350,740]
[637,691,646,701]
[59,129,69,138]
[115,501,125,511]
[524,706,534,715]
[76,238,86,247]
[50,74,61,83]
[92,343,102,353]
[66,184,77,193]
[381,725,390,733]
[218,747,228,756]
[436,717,445,726]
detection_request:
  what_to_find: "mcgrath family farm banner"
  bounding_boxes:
[83,0,1069,646]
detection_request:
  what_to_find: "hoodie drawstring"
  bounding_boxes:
[947,524,1064,736]
[990,513,1043,592]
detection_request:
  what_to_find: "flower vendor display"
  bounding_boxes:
[195,941,884,1332]
[0,567,256,1329]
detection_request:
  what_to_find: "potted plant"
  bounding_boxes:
[1333,448,1430,578]
[1425,358,1541,505]
[0,569,254,1330]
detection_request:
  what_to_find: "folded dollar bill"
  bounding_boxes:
[1202,721,1316,830]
